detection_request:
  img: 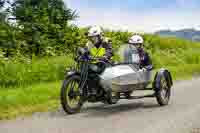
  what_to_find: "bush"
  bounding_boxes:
[1,29,200,87]
[0,55,73,87]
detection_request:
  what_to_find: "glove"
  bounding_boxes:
[139,67,146,72]
[145,65,153,71]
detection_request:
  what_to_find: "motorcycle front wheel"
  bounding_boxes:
[60,75,83,114]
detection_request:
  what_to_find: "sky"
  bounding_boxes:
[64,0,200,33]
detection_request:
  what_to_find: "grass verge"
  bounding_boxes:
[0,64,200,120]
[0,81,61,120]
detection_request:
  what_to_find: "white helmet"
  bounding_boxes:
[128,35,144,44]
[88,26,103,37]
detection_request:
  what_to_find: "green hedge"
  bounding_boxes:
[0,55,73,87]
[0,31,200,87]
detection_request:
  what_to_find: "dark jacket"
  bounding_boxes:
[138,48,153,70]
[86,37,113,60]
[123,45,153,70]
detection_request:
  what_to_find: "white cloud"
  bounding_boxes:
[65,0,200,33]
[64,0,71,7]
[72,8,200,33]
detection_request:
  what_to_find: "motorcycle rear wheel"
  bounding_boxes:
[105,91,120,104]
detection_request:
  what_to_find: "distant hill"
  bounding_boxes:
[155,28,200,42]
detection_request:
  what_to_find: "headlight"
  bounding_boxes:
[67,71,75,75]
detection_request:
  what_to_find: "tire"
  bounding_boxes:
[124,91,133,99]
[107,91,120,104]
[60,75,83,114]
[154,72,171,106]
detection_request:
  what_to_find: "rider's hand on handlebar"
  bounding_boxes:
[139,67,147,72]
[99,56,108,62]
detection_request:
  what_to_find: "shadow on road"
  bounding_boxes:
[31,100,162,119]
[80,101,160,118]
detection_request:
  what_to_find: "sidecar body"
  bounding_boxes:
[99,64,153,92]
[99,44,153,92]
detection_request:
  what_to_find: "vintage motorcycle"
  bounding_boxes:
[60,47,173,114]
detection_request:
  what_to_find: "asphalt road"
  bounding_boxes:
[1,78,200,133]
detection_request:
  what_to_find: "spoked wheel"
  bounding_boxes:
[106,91,120,104]
[155,74,171,106]
[124,91,133,99]
[60,75,83,114]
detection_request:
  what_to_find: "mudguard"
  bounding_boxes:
[153,68,173,90]
[64,70,80,79]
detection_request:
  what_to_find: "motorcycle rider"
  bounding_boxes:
[84,26,113,96]
[85,25,113,62]
[128,34,153,71]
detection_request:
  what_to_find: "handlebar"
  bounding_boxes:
[76,56,111,65]
[77,56,102,62]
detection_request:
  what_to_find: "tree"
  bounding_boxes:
[0,0,18,57]
[10,0,78,57]
[0,0,5,9]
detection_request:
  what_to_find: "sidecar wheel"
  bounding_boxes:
[60,75,83,114]
[154,72,171,106]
